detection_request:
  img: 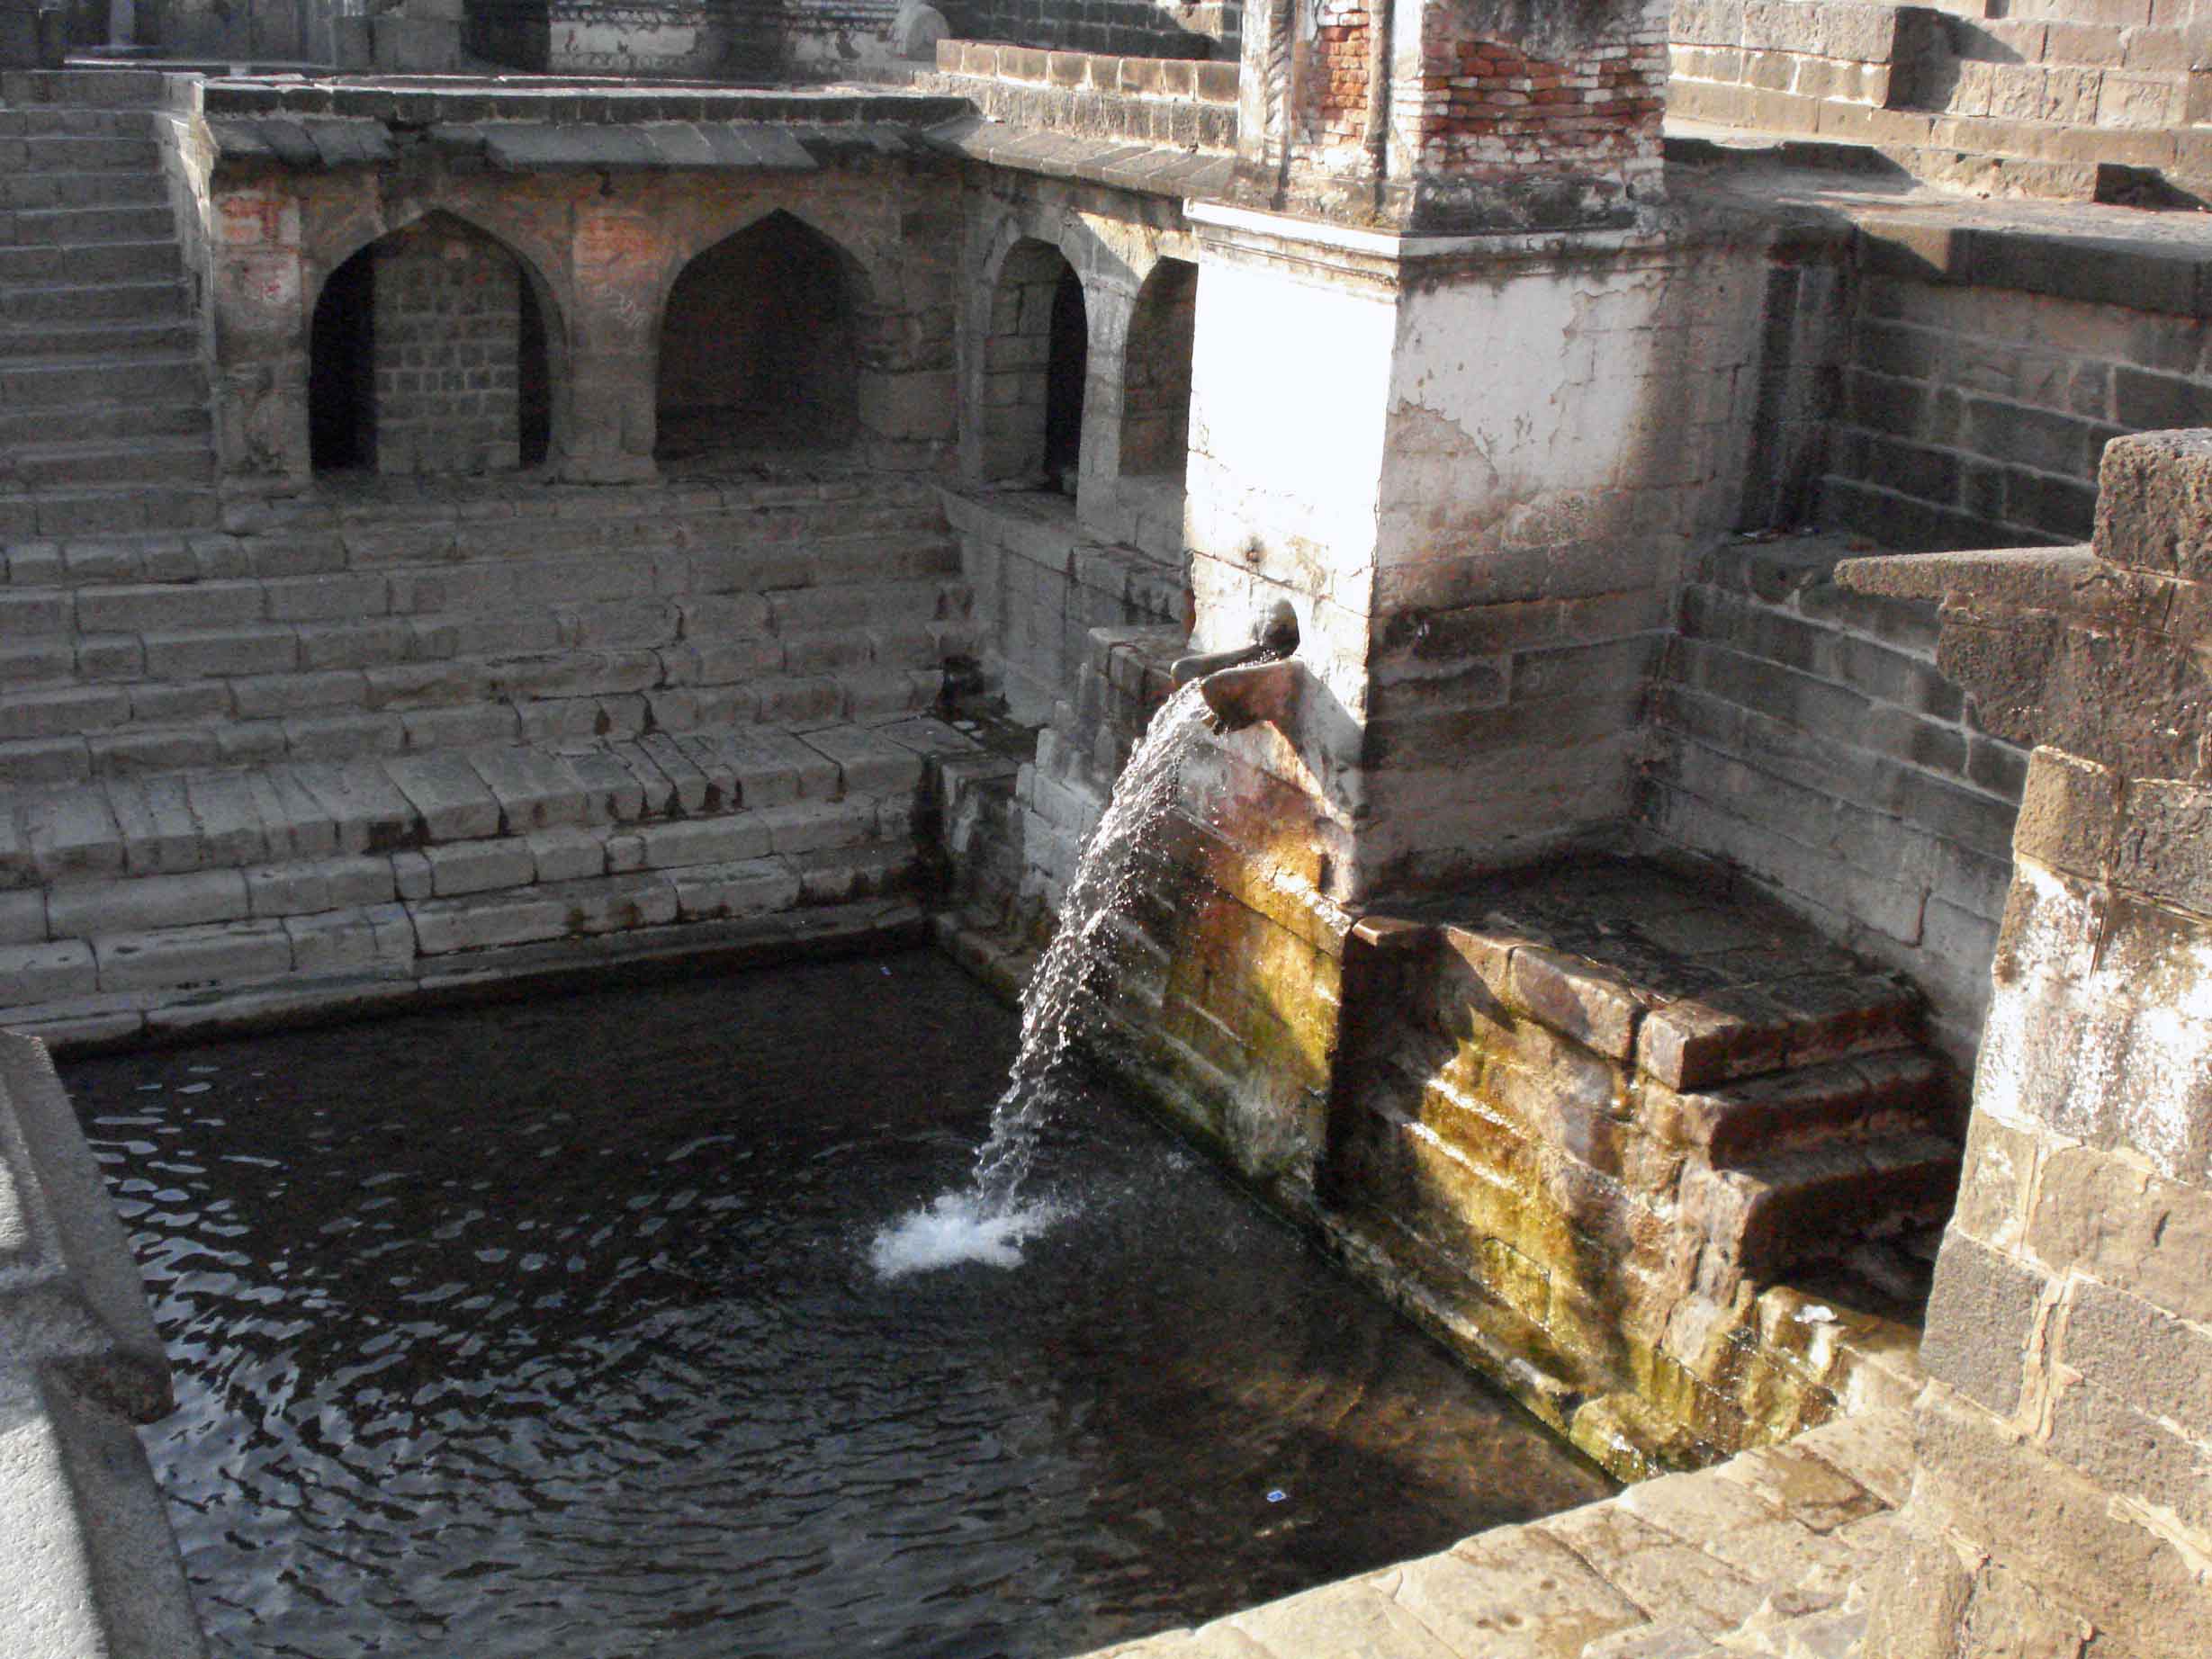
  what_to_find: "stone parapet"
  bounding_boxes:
[0,1029,208,1657]
[1079,1405,1919,1659]
[1669,0,2212,202]
[926,36,1239,148]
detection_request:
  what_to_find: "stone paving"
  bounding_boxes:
[1078,1409,1911,1659]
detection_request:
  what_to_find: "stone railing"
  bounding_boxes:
[0,1030,207,1657]
[931,37,1240,148]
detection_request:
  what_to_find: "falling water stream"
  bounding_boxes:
[872,681,1211,1277]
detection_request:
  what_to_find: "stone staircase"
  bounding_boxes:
[0,70,219,541]
[1331,856,1957,1471]
[0,472,988,1046]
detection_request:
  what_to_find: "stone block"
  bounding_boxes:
[243,856,396,919]
[47,870,249,938]
[0,940,95,1003]
[93,920,292,992]
[1918,1232,2045,1416]
[0,891,44,946]
[2058,1278,2212,1440]
[670,858,802,921]
[2091,427,2212,577]
[1389,1528,1642,1657]
[634,818,772,871]
[526,829,604,884]
[2028,1143,2212,1326]
[422,839,535,898]
[284,905,415,975]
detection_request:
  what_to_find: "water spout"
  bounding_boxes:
[1195,656,1299,734]
[1171,600,1301,735]
[1169,599,1299,692]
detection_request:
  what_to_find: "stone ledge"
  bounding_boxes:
[1077,1406,1917,1659]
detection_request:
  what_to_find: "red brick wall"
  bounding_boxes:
[1408,29,1666,173]
[1307,1,1372,148]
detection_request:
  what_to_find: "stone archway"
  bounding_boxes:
[977,237,1090,492]
[306,211,553,477]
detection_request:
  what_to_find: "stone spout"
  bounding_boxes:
[1195,657,1300,734]
[1169,600,1303,734]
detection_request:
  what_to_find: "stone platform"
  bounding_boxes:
[1330,857,1956,1472]
[1078,1406,1912,1659]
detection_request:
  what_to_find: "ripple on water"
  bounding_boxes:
[66,953,1614,1659]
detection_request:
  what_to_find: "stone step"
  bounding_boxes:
[4,435,214,491]
[0,398,210,449]
[0,352,205,410]
[0,652,958,786]
[0,277,189,326]
[0,203,176,247]
[0,486,220,542]
[1689,1133,1963,1281]
[0,864,929,1052]
[0,318,197,361]
[0,70,167,108]
[0,170,169,211]
[1,107,156,136]
[17,136,159,173]
[0,240,182,285]
[0,721,957,887]
[1650,1048,1956,1168]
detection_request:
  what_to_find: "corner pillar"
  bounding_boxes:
[1840,431,2212,1659]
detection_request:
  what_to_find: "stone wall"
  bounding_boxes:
[1669,0,2212,196]
[1821,217,2212,552]
[367,217,524,478]
[933,0,1235,59]
[926,40,1242,149]
[0,1031,207,1659]
[189,85,967,489]
[1645,536,2026,1063]
[1842,430,2212,1658]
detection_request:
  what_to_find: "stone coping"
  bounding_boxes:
[204,113,949,172]
[1672,157,2212,322]
[933,39,1237,104]
[191,75,972,127]
[928,112,1235,199]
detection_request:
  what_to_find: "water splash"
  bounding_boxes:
[872,680,1211,1277]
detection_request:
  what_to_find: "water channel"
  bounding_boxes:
[67,952,1613,1659]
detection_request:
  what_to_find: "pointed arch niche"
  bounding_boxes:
[307,211,553,477]
[654,211,862,466]
[979,238,1089,494]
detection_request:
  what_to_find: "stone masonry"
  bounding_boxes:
[368,216,525,478]
[1839,430,2212,1657]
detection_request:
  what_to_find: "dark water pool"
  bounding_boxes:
[66,951,1612,1659]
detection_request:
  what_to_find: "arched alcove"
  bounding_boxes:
[655,211,859,465]
[308,211,552,477]
[1119,258,1197,483]
[979,238,1089,495]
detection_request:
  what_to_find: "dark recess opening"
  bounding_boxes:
[1044,265,1087,494]
[309,248,376,473]
[517,275,551,469]
[656,211,859,464]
